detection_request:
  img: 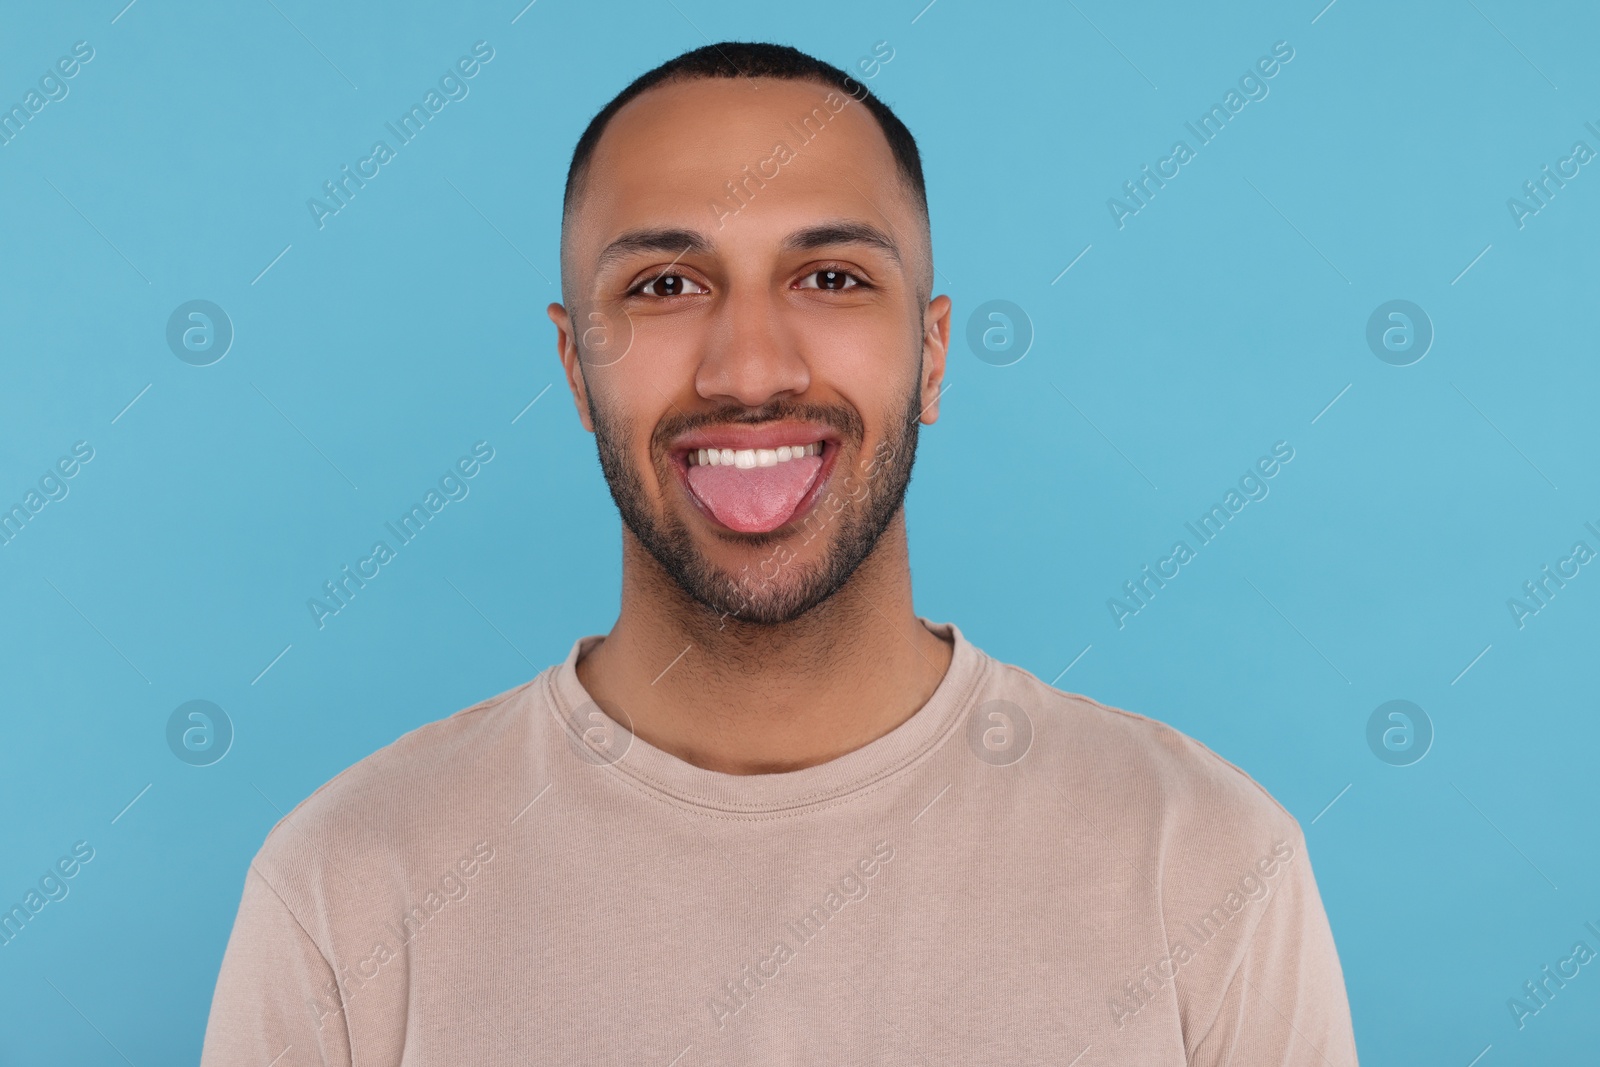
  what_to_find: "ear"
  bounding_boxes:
[547,301,594,433]
[918,294,952,425]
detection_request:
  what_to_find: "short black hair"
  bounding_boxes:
[562,41,928,223]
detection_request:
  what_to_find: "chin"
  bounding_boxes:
[699,562,826,626]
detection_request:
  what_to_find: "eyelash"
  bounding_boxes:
[799,265,872,291]
[626,264,872,298]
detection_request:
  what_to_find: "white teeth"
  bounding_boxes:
[686,442,823,467]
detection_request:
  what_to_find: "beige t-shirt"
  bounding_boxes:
[201,618,1358,1065]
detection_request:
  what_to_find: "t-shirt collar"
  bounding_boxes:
[545,617,988,817]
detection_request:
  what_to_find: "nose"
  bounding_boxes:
[694,283,810,409]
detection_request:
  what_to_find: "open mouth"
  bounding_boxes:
[669,432,841,534]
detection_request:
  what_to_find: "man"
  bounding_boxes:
[202,41,1359,1065]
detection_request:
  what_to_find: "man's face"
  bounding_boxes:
[550,75,949,626]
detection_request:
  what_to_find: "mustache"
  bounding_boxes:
[651,399,865,452]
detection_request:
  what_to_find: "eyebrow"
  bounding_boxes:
[593,220,903,276]
[594,228,710,276]
[782,221,902,266]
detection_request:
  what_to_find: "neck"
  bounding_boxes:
[575,515,953,775]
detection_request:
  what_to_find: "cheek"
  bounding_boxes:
[801,322,913,409]
[588,375,676,482]
[577,303,641,367]
[599,312,699,394]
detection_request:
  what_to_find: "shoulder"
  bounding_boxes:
[985,656,1303,858]
[976,657,1339,1041]
[249,672,549,902]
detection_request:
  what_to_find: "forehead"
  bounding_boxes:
[569,75,915,265]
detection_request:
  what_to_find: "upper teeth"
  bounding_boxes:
[688,442,822,468]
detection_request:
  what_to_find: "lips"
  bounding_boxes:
[668,425,841,534]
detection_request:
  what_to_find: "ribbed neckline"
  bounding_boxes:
[543,617,988,818]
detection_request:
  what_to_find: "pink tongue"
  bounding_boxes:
[686,456,823,533]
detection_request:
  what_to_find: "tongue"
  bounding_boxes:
[685,456,823,533]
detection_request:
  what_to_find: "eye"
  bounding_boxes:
[631,272,707,298]
[796,268,867,291]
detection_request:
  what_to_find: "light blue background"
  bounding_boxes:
[2,0,1596,1062]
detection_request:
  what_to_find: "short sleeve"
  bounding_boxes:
[1187,831,1359,1066]
[200,864,354,1067]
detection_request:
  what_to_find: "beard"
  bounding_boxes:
[586,370,923,628]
